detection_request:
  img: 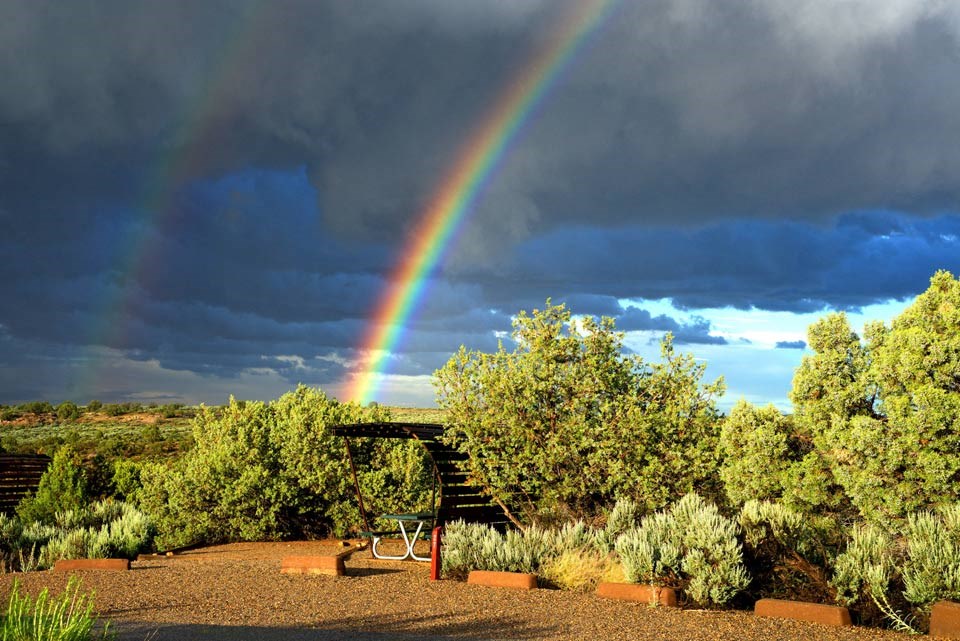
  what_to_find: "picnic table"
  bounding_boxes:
[365,512,435,561]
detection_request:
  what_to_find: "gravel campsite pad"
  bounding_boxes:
[0,541,906,641]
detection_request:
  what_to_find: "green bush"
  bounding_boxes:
[56,402,81,421]
[110,460,143,502]
[18,401,53,415]
[0,407,19,421]
[86,400,102,412]
[790,271,960,523]
[137,386,414,549]
[435,301,725,523]
[17,446,89,525]
[2,576,113,641]
[616,494,749,607]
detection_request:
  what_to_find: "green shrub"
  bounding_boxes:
[1,576,113,641]
[616,494,749,607]
[790,271,960,523]
[18,401,54,415]
[56,402,81,422]
[17,446,89,525]
[137,387,403,549]
[0,407,19,421]
[86,400,102,412]
[435,301,725,523]
[110,460,143,502]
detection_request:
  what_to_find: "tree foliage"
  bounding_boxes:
[137,386,433,549]
[722,271,960,523]
[434,301,725,523]
[16,446,89,525]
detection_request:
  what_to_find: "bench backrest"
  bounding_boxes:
[330,422,512,530]
[0,453,51,514]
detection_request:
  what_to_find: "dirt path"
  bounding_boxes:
[0,541,907,641]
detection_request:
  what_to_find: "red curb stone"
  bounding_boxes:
[54,558,130,572]
[754,598,852,627]
[596,582,678,607]
[467,570,537,590]
[279,555,345,576]
[930,600,960,639]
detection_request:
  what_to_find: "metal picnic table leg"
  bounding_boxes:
[371,534,408,561]
[399,520,432,562]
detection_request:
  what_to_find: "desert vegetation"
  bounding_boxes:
[3,270,960,634]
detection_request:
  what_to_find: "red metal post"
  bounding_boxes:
[430,526,442,580]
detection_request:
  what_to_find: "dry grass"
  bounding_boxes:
[539,549,625,591]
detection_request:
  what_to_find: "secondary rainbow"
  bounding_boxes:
[79,2,266,395]
[348,0,618,405]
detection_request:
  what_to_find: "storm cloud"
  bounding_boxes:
[1,0,959,404]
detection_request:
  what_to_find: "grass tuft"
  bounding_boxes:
[1,575,113,641]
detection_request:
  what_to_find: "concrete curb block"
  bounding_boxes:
[930,600,960,638]
[467,570,537,590]
[280,555,345,576]
[54,558,130,572]
[754,598,852,627]
[596,582,678,606]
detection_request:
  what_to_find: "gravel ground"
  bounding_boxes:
[0,541,909,641]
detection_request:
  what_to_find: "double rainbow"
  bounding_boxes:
[347,0,617,405]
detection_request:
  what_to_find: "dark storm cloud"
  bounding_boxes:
[616,308,727,345]
[2,1,959,247]
[2,0,960,402]
[775,340,807,350]
[489,212,960,313]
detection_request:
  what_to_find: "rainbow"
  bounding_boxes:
[82,2,267,389]
[347,0,618,405]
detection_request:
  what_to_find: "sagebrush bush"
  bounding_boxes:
[441,520,503,579]
[616,494,749,607]
[739,500,839,600]
[616,513,681,586]
[830,523,919,632]
[902,505,960,609]
[442,519,609,583]
[2,501,153,571]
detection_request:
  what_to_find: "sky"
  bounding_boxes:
[1,0,959,411]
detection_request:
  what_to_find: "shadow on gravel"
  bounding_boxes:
[344,567,404,577]
[117,612,557,641]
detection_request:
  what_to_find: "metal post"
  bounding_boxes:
[430,526,442,580]
[344,437,371,533]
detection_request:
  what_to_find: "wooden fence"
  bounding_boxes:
[0,454,51,514]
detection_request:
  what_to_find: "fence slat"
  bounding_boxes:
[0,454,51,513]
